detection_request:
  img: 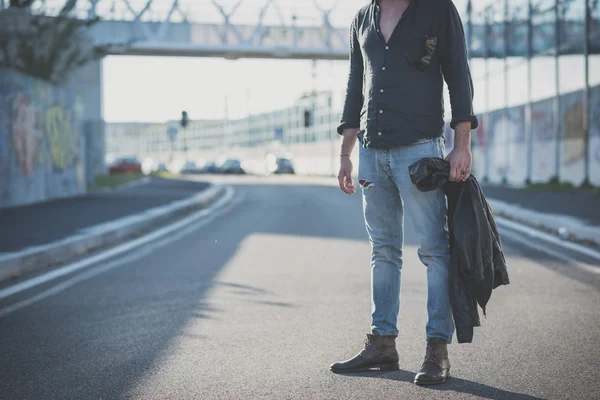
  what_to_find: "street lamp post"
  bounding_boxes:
[503,0,510,184]
[526,0,534,184]
[554,0,563,182]
[466,0,472,57]
[484,6,493,181]
[180,110,189,157]
[583,0,592,185]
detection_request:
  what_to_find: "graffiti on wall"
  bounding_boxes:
[560,91,586,166]
[0,68,84,207]
[45,104,77,170]
[475,82,600,185]
[531,98,554,141]
[4,83,79,176]
[591,86,600,161]
[591,85,600,186]
[8,91,42,176]
[529,98,556,181]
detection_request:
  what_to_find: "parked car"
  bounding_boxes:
[141,158,169,175]
[268,157,295,175]
[180,160,205,174]
[109,157,142,175]
[202,162,218,174]
[219,159,245,174]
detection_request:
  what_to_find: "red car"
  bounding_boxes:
[109,157,142,175]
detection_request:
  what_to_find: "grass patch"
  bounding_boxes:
[524,182,575,192]
[88,171,182,192]
[88,173,146,191]
[150,170,179,179]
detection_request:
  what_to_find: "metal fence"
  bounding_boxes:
[466,0,600,186]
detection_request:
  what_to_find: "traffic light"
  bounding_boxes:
[180,111,189,128]
[303,109,311,128]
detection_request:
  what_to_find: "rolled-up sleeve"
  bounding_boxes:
[439,1,479,130]
[337,17,364,135]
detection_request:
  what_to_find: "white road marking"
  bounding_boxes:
[0,186,238,306]
[496,217,600,263]
[499,220,600,275]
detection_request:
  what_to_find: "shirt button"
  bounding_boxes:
[379,110,383,114]
[382,66,386,71]
[380,89,384,93]
[378,132,382,136]
[385,46,389,50]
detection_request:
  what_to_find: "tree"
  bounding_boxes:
[0,0,106,83]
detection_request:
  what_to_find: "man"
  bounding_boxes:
[331,0,478,385]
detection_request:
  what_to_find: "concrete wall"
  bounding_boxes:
[474,85,600,186]
[69,60,105,184]
[0,62,105,208]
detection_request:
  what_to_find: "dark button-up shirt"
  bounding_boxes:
[338,0,479,148]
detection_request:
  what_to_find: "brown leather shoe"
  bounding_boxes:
[330,334,399,373]
[414,338,450,385]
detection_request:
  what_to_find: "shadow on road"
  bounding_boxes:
[348,369,547,400]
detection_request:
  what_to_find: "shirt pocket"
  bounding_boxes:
[403,33,438,71]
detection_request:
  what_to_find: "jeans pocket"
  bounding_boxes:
[358,146,379,187]
[436,137,446,159]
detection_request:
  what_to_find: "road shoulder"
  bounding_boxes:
[0,182,227,284]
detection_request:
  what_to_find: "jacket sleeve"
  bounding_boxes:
[337,15,364,135]
[439,1,479,130]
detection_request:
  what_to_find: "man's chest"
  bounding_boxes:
[357,4,443,69]
[379,3,410,43]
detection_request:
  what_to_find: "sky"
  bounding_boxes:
[102,56,350,122]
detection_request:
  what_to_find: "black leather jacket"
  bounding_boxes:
[409,158,510,343]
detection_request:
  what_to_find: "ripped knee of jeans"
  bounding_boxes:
[359,179,374,188]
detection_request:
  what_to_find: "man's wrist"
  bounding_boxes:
[453,122,471,150]
[342,127,360,137]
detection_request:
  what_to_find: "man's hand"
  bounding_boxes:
[445,122,472,182]
[338,156,356,194]
[337,127,359,193]
[446,146,472,182]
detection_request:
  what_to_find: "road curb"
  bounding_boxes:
[0,184,226,284]
[488,198,600,249]
[90,176,152,194]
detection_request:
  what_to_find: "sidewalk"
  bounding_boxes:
[482,183,600,248]
[0,178,224,282]
[0,178,210,253]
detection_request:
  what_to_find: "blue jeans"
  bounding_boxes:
[358,137,455,344]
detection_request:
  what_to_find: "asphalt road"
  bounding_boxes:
[1,176,599,400]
